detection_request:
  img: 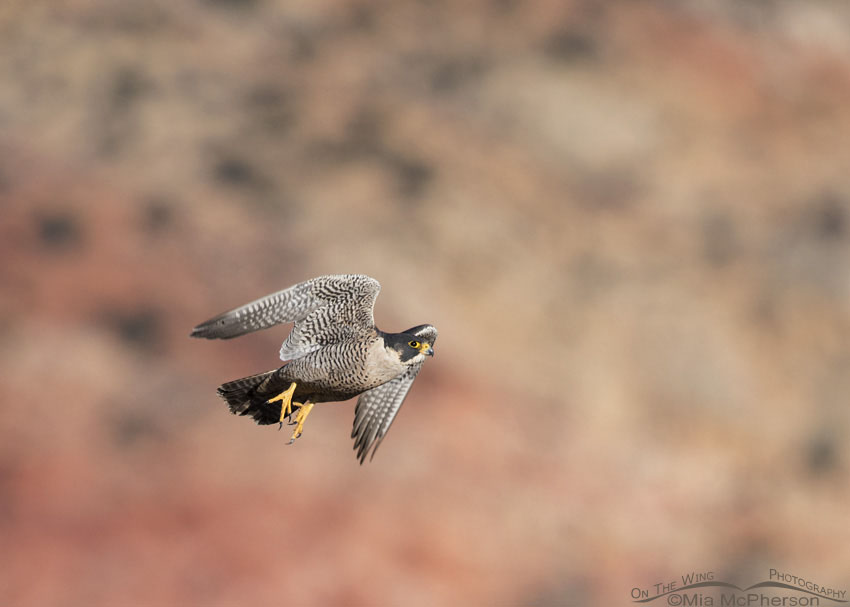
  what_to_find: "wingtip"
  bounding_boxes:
[189,316,232,339]
[352,442,380,465]
[189,325,211,339]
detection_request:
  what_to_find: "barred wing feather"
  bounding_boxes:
[351,363,423,464]
[190,274,381,361]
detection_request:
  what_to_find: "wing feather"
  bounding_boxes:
[190,274,380,361]
[351,363,424,464]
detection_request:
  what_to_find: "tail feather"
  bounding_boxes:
[217,368,292,425]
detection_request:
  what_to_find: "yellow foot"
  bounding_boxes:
[267,382,297,423]
[288,401,315,445]
[278,402,302,431]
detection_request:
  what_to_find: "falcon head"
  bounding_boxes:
[385,324,437,363]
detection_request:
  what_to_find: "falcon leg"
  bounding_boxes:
[267,382,297,423]
[287,401,314,444]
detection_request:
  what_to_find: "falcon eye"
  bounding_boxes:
[408,340,420,348]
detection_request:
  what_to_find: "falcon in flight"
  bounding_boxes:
[190,274,437,463]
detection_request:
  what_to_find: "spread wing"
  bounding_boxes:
[351,363,424,464]
[190,274,381,360]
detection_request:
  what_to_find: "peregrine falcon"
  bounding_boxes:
[190,274,437,463]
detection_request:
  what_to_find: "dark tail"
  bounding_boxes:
[217,368,293,425]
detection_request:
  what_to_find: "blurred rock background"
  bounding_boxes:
[2,0,850,605]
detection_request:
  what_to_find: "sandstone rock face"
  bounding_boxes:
[2,1,850,604]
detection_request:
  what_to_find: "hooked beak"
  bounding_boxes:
[418,342,434,357]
